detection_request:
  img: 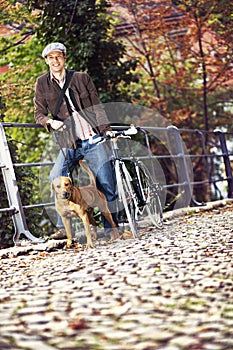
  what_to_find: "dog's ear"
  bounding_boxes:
[68,177,73,188]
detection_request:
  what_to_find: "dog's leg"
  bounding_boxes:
[102,211,120,241]
[92,225,97,241]
[94,191,120,241]
[67,202,94,248]
[81,212,94,248]
[62,217,73,248]
[87,209,97,240]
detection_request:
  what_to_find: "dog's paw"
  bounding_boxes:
[121,230,133,239]
[63,239,73,249]
[85,242,95,249]
[63,244,72,249]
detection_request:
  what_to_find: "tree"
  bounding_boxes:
[110,0,195,120]
[0,0,47,160]
[112,0,233,133]
[171,0,233,133]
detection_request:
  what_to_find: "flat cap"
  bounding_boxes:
[42,42,66,58]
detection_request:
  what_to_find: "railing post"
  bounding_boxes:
[166,125,195,208]
[0,123,43,244]
[215,130,233,198]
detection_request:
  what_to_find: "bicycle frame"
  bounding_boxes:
[109,138,146,221]
[109,139,139,214]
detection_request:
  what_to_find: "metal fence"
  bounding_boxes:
[0,122,232,244]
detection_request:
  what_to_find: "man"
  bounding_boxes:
[34,42,118,240]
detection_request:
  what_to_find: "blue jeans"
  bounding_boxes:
[50,136,118,235]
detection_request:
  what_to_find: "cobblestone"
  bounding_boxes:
[0,199,233,350]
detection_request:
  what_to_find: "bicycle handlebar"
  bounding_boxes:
[112,124,138,138]
[89,124,141,144]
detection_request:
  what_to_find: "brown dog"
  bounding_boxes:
[52,160,119,248]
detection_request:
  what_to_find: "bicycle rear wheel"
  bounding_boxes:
[116,161,138,238]
[137,162,163,228]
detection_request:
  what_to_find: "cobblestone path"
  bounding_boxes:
[0,200,233,350]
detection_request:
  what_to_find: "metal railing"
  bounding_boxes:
[0,122,232,244]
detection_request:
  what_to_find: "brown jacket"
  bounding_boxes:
[34,70,111,135]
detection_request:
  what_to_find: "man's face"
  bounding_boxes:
[45,50,66,74]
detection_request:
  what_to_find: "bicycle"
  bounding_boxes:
[93,125,163,238]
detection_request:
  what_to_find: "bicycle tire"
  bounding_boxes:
[116,161,138,238]
[136,162,163,228]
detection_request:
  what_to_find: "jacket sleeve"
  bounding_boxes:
[34,77,51,132]
[83,73,112,135]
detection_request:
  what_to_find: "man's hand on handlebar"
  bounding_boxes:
[105,125,138,139]
[105,130,115,138]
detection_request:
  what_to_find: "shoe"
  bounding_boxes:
[51,228,67,239]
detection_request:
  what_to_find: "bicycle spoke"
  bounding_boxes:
[136,162,163,229]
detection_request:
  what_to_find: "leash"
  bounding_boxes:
[53,131,75,185]
[52,70,76,185]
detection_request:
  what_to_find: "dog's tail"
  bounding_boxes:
[79,160,96,187]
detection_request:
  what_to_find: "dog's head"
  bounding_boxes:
[52,176,73,200]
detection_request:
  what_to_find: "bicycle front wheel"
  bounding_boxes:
[116,161,138,238]
[137,162,163,228]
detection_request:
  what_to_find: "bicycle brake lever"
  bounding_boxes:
[124,125,138,136]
